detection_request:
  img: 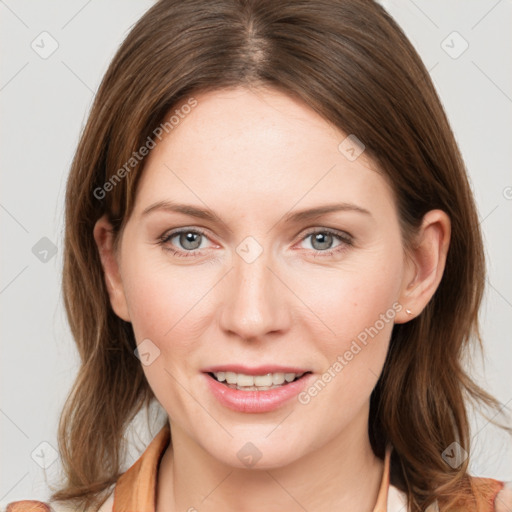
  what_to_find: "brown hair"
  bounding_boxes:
[52,0,510,510]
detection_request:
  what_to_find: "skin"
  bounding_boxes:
[94,86,450,511]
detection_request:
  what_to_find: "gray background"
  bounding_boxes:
[1,0,511,504]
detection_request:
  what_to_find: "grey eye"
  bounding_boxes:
[173,231,203,250]
[309,232,335,251]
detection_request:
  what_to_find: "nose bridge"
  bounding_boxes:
[220,238,288,341]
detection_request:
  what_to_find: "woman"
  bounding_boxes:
[5,0,511,511]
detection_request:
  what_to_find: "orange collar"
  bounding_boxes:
[114,423,393,511]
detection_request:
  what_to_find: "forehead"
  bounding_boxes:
[133,86,395,219]
[158,86,364,167]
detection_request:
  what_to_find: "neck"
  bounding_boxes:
[156,406,384,511]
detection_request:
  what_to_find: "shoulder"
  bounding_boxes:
[1,493,114,512]
[449,476,512,512]
[493,480,512,512]
[387,477,512,512]
[468,476,512,511]
[0,502,55,512]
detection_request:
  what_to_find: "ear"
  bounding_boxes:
[93,215,131,322]
[394,209,451,324]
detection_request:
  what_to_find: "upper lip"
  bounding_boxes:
[202,364,311,375]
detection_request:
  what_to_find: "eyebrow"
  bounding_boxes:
[141,200,372,227]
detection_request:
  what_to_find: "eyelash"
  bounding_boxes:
[157,227,353,259]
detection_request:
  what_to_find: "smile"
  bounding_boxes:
[203,369,314,413]
[209,371,307,391]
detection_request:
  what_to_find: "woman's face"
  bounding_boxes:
[103,86,416,468]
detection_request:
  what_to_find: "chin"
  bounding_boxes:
[206,434,309,470]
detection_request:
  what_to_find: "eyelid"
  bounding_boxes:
[297,226,353,243]
[159,226,216,247]
[158,225,354,257]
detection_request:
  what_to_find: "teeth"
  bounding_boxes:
[225,372,237,384]
[254,374,273,386]
[272,373,285,385]
[213,371,304,389]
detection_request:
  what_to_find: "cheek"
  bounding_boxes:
[121,254,217,358]
[297,247,403,402]
[120,257,219,420]
[299,250,403,352]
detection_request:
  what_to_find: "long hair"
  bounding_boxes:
[52,1,510,510]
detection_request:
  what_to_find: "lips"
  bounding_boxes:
[202,365,311,391]
[202,365,314,413]
[202,364,310,375]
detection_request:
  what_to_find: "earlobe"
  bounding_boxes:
[93,215,131,322]
[395,210,451,324]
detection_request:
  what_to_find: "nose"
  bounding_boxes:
[219,245,291,343]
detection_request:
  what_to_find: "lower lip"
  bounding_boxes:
[204,372,313,413]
